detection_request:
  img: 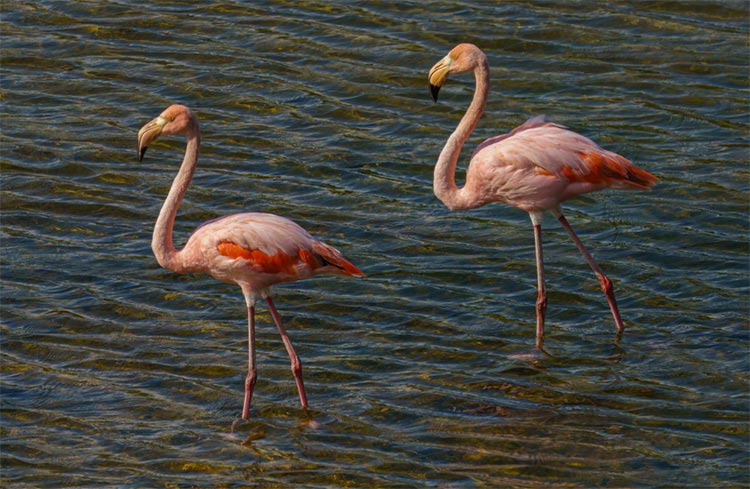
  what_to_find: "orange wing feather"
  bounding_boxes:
[312,242,365,277]
[217,241,296,274]
[217,241,364,277]
[561,150,657,189]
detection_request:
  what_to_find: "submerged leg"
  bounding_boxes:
[241,304,258,420]
[265,296,308,409]
[532,220,547,350]
[555,212,625,333]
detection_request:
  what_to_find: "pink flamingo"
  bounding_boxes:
[428,43,657,349]
[137,104,365,419]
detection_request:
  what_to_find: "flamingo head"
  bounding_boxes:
[428,43,486,102]
[137,104,196,161]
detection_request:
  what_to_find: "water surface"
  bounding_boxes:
[2,1,748,487]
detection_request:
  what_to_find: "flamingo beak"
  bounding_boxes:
[137,116,168,162]
[428,54,453,102]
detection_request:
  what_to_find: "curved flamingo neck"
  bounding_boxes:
[152,124,200,272]
[433,57,489,211]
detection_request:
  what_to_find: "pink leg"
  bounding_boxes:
[557,214,625,333]
[533,223,547,350]
[265,296,308,409]
[241,305,258,420]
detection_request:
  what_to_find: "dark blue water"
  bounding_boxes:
[2,1,748,487]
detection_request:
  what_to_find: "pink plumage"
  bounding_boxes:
[428,43,657,350]
[137,104,364,419]
[185,212,361,299]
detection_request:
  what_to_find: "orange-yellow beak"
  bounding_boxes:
[428,54,453,102]
[137,115,168,162]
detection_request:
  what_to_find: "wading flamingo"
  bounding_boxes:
[137,104,364,419]
[428,43,657,349]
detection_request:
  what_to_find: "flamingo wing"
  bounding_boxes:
[478,116,657,191]
[190,213,363,279]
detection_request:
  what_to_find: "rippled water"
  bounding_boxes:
[2,1,748,487]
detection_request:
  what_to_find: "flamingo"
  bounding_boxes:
[428,43,657,350]
[137,104,364,419]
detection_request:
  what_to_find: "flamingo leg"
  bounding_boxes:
[556,213,625,333]
[265,296,309,409]
[532,222,547,350]
[241,305,258,419]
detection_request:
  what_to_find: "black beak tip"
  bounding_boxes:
[429,84,440,103]
[138,147,147,162]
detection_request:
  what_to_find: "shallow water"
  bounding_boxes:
[2,1,748,487]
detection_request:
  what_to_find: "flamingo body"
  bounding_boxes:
[458,115,656,213]
[428,43,657,349]
[179,212,361,301]
[137,104,363,419]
